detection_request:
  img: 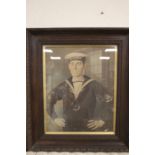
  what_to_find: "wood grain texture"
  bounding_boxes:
[26,28,129,152]
[27,152,129,155]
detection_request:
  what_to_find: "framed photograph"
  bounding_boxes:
[26,28,129,152]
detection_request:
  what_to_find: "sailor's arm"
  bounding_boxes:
[47,84,66,127]
[87,81,113,131]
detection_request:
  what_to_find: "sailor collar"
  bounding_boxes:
[65,76,94,94]
[65,76,94,111]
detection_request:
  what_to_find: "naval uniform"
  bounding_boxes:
[47,75,113,131]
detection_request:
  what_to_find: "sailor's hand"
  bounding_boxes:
[54,118,66,127]
[87,120,105,130]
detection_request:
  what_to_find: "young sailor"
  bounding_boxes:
[47,52,113,131]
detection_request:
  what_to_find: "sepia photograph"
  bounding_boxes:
[43,45,118,134]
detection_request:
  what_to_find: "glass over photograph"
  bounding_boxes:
[43,45,118,134]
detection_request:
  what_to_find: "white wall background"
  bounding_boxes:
[26,0,128,154]
[26,0,128,28]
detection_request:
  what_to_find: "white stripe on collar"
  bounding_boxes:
[65,78,94,93]
[65,80,74,92]
[81,79,94,90]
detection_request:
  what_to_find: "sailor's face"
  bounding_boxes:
[68,60,85,77]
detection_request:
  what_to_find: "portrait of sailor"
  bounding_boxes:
[47,52,113,131]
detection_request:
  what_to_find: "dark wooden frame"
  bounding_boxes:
[26,28,129,152]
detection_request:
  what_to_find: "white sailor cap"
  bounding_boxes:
[65,52,87,62]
